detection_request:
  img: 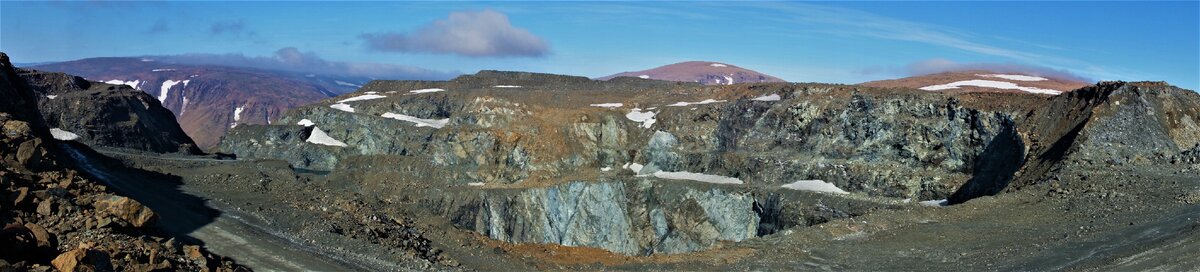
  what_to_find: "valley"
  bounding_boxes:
[7,54,1195,270]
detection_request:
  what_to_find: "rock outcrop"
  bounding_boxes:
[18,68,201,154]
[428,180,883,255]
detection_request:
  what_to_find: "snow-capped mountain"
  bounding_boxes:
[597,61,785,85]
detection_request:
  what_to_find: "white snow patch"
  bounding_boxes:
[667,99,725,107]
[920,199,948,207]
[49,128,80,141]
[467,182,486,186]
[337,94,387,103]
[140,58,153,62]
[723,75,734,85]
[296,119,315,127]
[408,88,445,94]
[335,80,362,88]
[622,162,645,174]
[600,167,613,172]
[978,74,1048,81]
[751,94,781,101]
[229,105,246,128]
[159,80,188,102]
[305,127,347,147]
[330,103,355,112]
[104,80,141,90]
[590,103,623,108]
[782,180,848,194]
[45,95,57,99]
[181,96,189,115]
[625,109,657,128]
[653,171,743,184]
[637,75,650,79]
[381,112,450,128]
[365,91,378,94]
[233,106,245,121]
[710,63,727,67]
[919,80,1061,95]
[493,85,522,88]
[152,68,175,72]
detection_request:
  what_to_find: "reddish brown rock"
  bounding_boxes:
[16,138,44,167]
[23,223,52,249]
[92,195,156,228]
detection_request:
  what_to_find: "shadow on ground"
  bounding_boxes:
[59,142,219,245]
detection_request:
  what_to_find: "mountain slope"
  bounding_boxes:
[28,57,347,150]
[861,70,1090,95]
[597,61,785,85]
[17,68,201,154]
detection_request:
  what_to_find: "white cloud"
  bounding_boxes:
[360,10,550,57]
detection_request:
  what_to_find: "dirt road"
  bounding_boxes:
[62,145,364,271]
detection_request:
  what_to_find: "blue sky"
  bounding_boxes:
[2,1,1197,89]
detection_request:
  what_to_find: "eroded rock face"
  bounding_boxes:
[429,180,867,255]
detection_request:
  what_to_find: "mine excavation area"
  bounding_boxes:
[3,51,1198,271]
[4,1,1198,271]
[65,72,1200,270]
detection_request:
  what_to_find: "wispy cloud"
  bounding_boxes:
[209,20,247,36]
[359,10,550,58]
[145,18,169,34]
[727,2,1138,81]
[151,47,457,80]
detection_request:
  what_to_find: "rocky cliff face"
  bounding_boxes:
[426,180,887,255]
[987,81,1200,198]
[0,53,244,271]
[17,69,201,154]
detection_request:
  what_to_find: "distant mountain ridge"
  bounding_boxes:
[28,57,357,150]
[598,61,785,85]
[860,70,1090,95]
